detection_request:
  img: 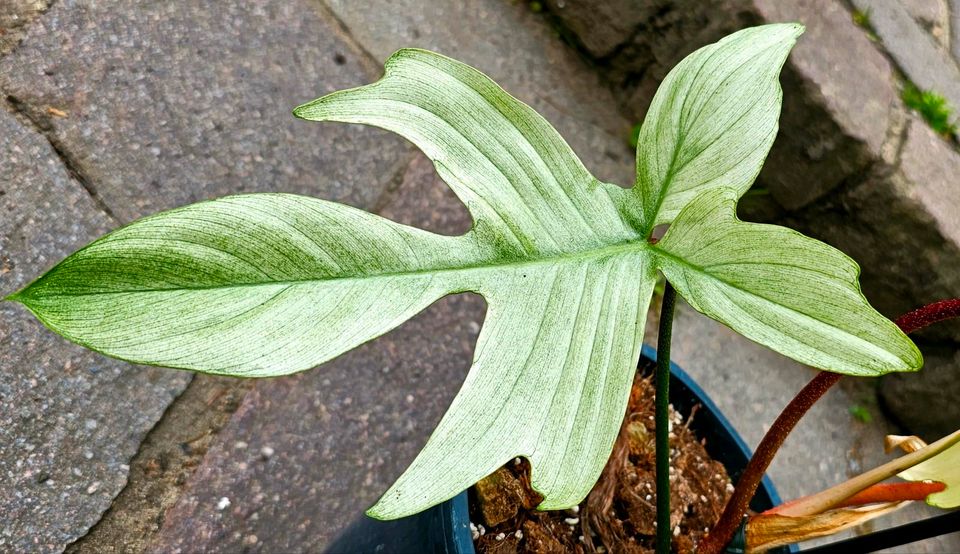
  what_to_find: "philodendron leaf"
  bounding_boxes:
[899,440,960,508]
[12,46,657,520]
[7,24,921,523]
[656,188,921,376]
[632,23,802,233]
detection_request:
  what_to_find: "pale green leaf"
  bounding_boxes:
[13,193,656,518]
[632,23,803,233]
[13,48,658,520]
[8,30,921,525]
[11,194,475,376]
[899,440,960,508]
[380,253,655,517]
[656,188,921,376]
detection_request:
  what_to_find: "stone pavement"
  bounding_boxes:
[0,101,190,552]
[1,0,958,552]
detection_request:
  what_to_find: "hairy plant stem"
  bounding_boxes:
[698,298,960,554]
[698,371,841,554]
[895,298,960,334]
[656,282,677,554]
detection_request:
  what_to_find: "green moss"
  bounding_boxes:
[849,404,873,424]
[529,1,543,13]
[851,9,879,41]
[902,82,957,137]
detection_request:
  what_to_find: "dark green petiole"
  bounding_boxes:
[655,281,677,554]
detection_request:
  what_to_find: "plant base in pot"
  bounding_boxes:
[328,346,786,554]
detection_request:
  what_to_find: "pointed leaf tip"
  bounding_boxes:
[631,22,805,232]
[364,505,390,521]
[656,187,922,377]
[3,289,23,303]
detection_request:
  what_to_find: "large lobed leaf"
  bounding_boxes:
[7,24,921,520]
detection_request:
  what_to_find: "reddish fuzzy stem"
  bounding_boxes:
[895,298,960,334]
[698,299,960,554]
[697,372,840,554]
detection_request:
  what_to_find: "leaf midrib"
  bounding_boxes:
[19,236,655,300]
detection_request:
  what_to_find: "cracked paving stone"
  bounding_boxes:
[0,0,413,223]
[0,0,50,55]
[0,106,191,553]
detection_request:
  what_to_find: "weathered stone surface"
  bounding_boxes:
[146,154,482,552]
[661,303,960,551]
[871,115,960,436]
[68,375,253,554]
[543,0,654,58]
[881,342,960,440]
[324,0,635,188]
[598,0,750,110]
[0,0,49,55]
[752,0,901,210]
[901,0,949,48]
[0,107,190,552]
[852,0,960,115]
[950,0,960,60]
[0,0,413,222]
[549,0,900,211]
[785,115,960,340]
[900,112,960,250]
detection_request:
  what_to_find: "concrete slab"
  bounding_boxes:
[754,0,901,210]
[901,0,950,48]
[0,106,190,553]
[950,0,960,60]
[0,0,50,55]
[852,0,960,118]
[0,0,413,222]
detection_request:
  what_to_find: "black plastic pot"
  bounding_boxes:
[329,346,787,553]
